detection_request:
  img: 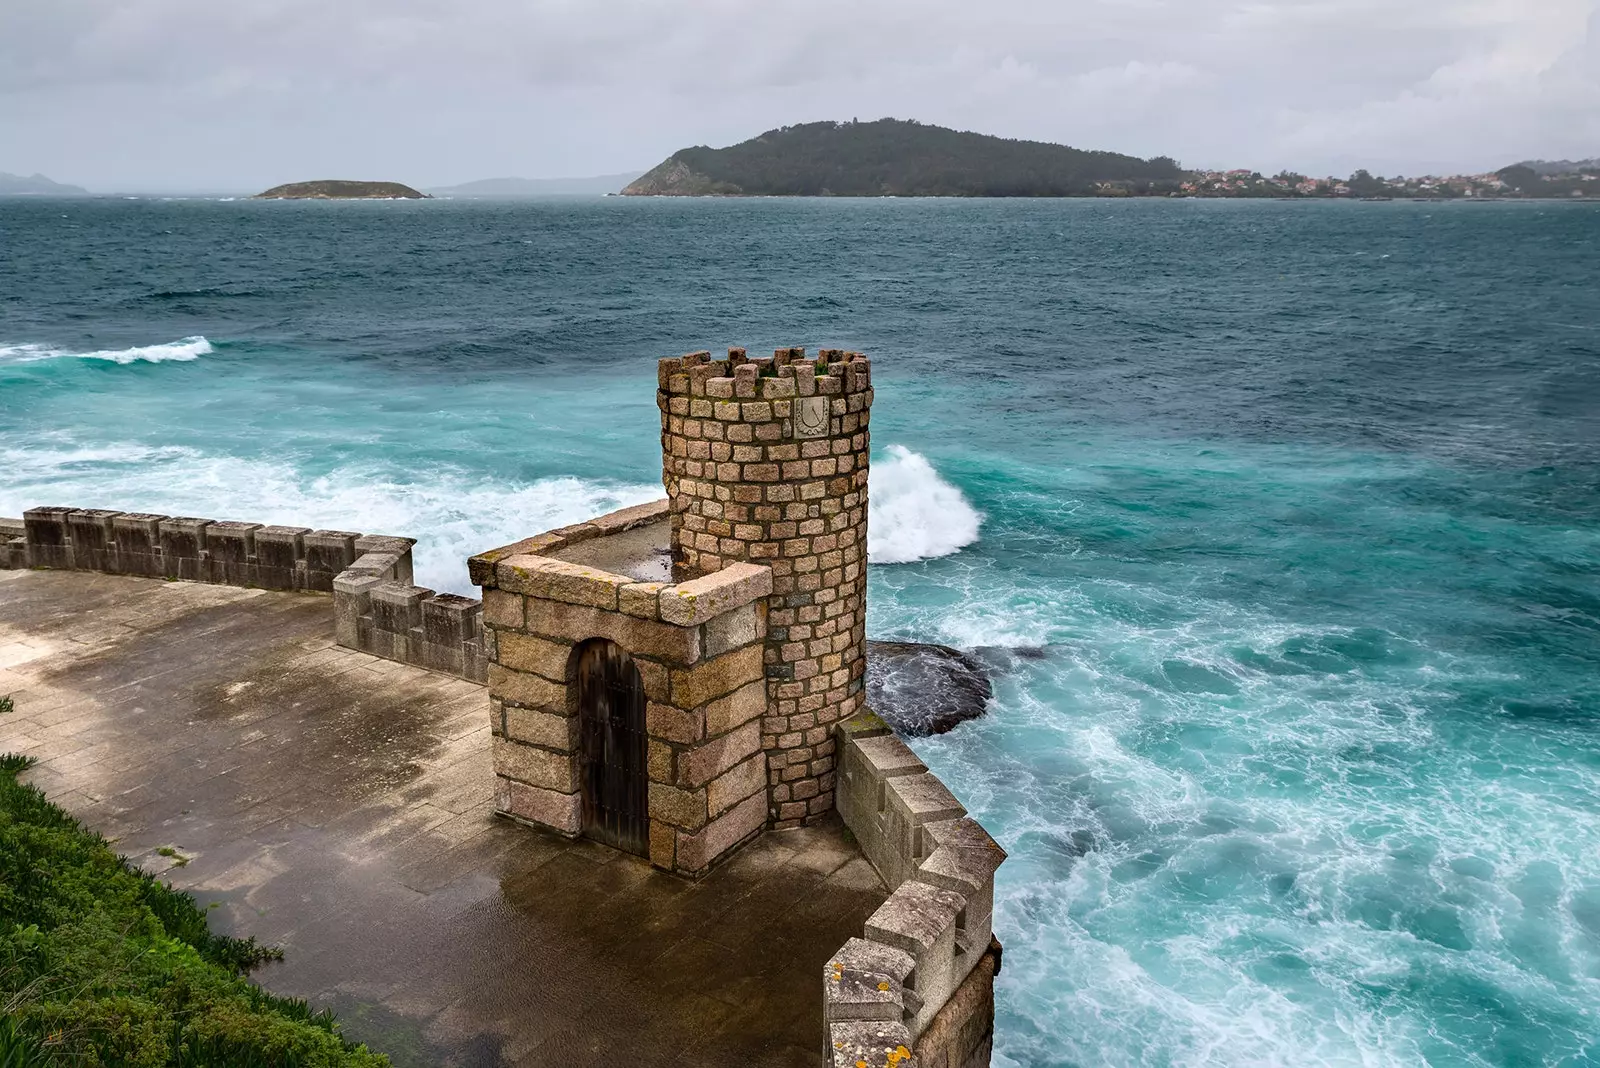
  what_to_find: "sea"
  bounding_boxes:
[2,196,1598,1067]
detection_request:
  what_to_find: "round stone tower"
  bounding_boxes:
[658,346,873,828]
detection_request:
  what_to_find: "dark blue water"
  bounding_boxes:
[3,196,1598,1066]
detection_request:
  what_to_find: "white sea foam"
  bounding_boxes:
[868,445,982,564]
[0,442,660,594]
[0,335,213,365]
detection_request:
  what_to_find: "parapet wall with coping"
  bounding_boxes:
[825,711,1006,1068]
[469,498,774,878]
[334,563,487,683]
[1,507,485,684]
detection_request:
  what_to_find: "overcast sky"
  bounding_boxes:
[3,0,1596,191]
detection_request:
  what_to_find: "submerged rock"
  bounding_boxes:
[866,640,994,736]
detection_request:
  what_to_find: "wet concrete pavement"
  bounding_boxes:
[0,569,887,1067]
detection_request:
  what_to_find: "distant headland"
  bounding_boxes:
[623,119,1600,200]
[426,173,643,197]
[0,172,89,197]
[253,180,429,200]
[624,119,1182,197]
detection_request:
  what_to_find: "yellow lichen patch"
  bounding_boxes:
[877,981,890,992]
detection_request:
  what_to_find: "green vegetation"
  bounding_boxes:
[1496,163,1598,197]
[623,118,1184,197]
[0,753,388,1067]
[0,696,12,716]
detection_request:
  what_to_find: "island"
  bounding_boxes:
[623,118,1600,200]
[623,118,1184,197]
[252,180,429,200]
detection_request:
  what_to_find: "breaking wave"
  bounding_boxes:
[0,335,213,365]
[868,445,982,563]
[0,442,660,594]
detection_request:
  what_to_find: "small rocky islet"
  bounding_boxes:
[252,179,429,200]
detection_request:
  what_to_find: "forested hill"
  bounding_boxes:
[622,119,1185,197]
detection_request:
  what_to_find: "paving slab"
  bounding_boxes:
[0,569,885,1067]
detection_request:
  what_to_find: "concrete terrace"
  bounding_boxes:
[0,568,888,1068]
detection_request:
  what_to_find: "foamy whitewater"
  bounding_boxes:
[0,431,970,591]
[0,335,213,365]
[3,196,1598,1066]
[868,445,982,564]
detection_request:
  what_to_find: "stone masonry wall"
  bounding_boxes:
[8,507,399,591]
[334,560,488,683]
[658,346,873,829]
[2,507,486,684]
[825,712,1006,1068]
[470,500,774,878]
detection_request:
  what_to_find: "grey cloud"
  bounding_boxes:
[1,0,1594,190]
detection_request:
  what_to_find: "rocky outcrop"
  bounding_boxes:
[867,641,994,735]
[253,180,429,199]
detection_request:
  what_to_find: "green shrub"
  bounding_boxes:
[0,1015,51,1068]
[0,695,13,716]
[0,754,387,1067]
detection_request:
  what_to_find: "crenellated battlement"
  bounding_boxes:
[657,346,874,401]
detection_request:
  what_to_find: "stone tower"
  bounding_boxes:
[658,347,873,828]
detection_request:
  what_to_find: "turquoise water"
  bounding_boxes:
[3,197,1598,1066]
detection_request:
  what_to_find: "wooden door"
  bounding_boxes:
[575,639,648,856]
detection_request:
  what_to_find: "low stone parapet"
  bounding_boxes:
[4,507,408,592]
[0,518,25,570]
[2,508,486,685]
[333,550,487,684]
[826,711,1006,1068]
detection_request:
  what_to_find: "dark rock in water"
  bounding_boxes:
[866,640,993,736]
[969,645,1053,673]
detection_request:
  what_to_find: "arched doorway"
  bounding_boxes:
[573,639,648,856]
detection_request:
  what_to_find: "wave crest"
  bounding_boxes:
[0,336,213,365]
[868,445,982,564]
